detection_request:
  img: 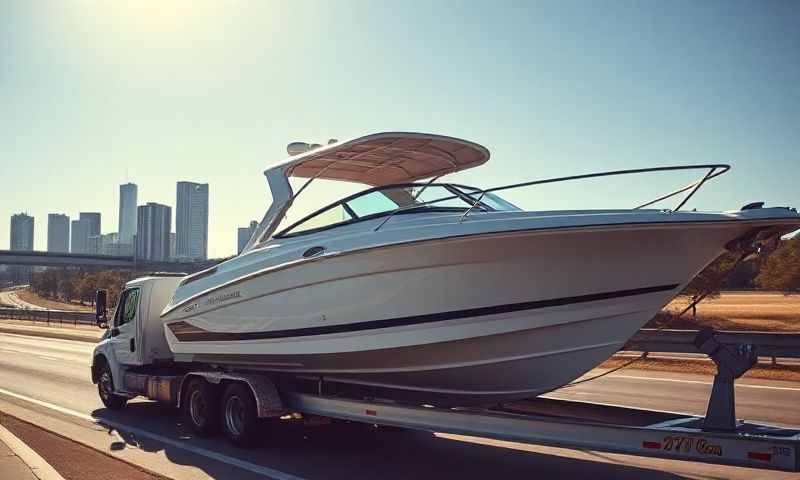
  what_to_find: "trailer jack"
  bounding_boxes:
[694,328,757,432]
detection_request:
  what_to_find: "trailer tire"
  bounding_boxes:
[220,382,260,448]
[98,365,127,410]
[183,378,220,436]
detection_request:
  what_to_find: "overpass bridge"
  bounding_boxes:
[0,250,219,272]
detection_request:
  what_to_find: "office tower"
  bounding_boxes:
[70,219,91,254]
[118,183,138,245]
[9,213,34,283]
[169,232,176,260]
[10,213,34,251]
[79,212,101,237]
[176,182,209,260]
[47,214,70,252]
[136,203,171,261]
[98,232,131,256]
[87,235,102,254]
[237,220,259,254]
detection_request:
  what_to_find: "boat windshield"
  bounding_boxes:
[277,183,520,237]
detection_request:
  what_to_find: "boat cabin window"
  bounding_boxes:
[457,186,522,212]
[277,183,519,238]
[287,204,354,235]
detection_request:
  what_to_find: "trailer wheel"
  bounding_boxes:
[98,365,127,410]
[220,383,260,448]
[183,378,220,436]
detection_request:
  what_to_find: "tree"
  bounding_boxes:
[682,252,742,298]
[755,237,800,292]
[75,275,96,305]
[59,276,76,302]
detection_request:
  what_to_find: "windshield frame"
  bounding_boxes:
[273,182,498,239]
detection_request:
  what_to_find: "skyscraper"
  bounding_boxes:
[237,220,259,254]
[10,213,34,283]
[10,213,34,251]
[176,182,209,260]
[79,212,101,237]
[136,203,171,261]
[70,218,91,254]
[118,183,138,245]
[47,213,70,252]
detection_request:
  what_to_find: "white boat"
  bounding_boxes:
[160,132,800,406]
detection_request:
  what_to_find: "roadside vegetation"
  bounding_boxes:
[27,269,145,309]
[645,237,799,331]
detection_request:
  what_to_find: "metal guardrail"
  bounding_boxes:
[0,307,95,326]
[626,328,800,359]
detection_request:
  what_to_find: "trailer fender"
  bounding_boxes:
[178,372,284,418]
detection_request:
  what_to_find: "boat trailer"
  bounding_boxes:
[278,328,799,472]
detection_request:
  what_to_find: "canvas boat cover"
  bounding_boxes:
[266,132,490,186]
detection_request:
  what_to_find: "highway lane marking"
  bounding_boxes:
[0,387,307,480]
[0,346,63,361]
[0,331,96,346]
[610,374,800,391]
[0,338,93,355]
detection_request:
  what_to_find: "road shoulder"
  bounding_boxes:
[0,419,64,480]
[1,411,164,480]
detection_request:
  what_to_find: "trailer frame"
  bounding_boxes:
[281,390,800,472]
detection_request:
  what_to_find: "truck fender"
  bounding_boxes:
[91,355,107,384]
[91,352,130,394]
[177,372,285,418]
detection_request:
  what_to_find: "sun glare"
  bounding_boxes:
[93,0,226,35]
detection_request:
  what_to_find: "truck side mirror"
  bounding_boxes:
[95,289,108,329]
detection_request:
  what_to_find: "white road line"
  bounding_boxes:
[0,332,98,349]
[0,387,307,480]
[0,347,68,361]
[610,374,800,392]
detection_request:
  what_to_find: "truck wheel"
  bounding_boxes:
[220,383,260,448]
[183,378,220,436]
[98,365,127,410]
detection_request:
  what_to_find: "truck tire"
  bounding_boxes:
[183,378,220,436]
[220,382,260,448]
[98,365,127,410]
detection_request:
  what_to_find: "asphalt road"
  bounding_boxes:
[0,290,46,310]
[0,332,798,480]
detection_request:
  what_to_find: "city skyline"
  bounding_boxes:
[6,180,221,259]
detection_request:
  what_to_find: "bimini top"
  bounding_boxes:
[266,132,490,186]
[242,132,489,252]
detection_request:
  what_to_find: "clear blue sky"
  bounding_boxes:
[2,1,799,257]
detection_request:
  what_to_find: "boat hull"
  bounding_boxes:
[163,220,757,405]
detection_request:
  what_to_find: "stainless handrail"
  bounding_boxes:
[459,164,730,223]
[373,164,730,231]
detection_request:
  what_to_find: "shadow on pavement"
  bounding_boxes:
[92,402,687,480]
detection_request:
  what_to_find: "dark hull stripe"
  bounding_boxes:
[168,283,679,342]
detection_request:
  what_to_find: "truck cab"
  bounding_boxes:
[91,275,183,395]
[90,273,285,447]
